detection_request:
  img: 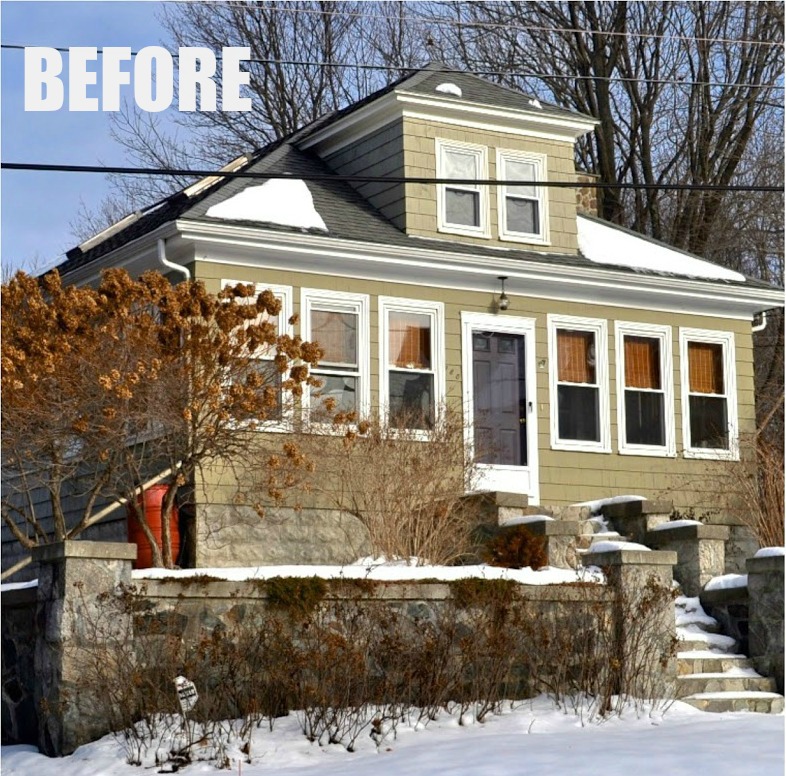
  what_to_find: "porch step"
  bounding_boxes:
[461,491,529,526]
[674,595,784,713]
[680,692,784,714]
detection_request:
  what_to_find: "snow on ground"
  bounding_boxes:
[577,215,747,281]
[2,698,782,776]
[205,178,328,231]
[133,560,603,586]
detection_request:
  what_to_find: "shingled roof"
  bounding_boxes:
[55,65,772,291]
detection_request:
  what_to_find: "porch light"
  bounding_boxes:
[497,276,510,311]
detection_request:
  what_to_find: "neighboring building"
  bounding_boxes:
[10,64,783,568]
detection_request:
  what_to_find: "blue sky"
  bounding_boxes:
[1,0,177,274]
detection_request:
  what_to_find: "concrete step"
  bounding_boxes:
[681,691,785,714]
[576,531,629,551]
[677,673,777,695]
[677,652,755,674]
[677,625,737,654]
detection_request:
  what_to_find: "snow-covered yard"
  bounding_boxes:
[2,698,782,775]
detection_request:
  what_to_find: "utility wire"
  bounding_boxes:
[2,162,783,193]
[168,1,785,49]
[4,44,783,91]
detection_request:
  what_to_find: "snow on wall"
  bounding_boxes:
[206,179,328,231]
[577,215,746,282]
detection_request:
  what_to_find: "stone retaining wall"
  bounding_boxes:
[1,540,682,757]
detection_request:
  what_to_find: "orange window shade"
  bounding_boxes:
[688,341,724,394]
[389,312,431,369]
[311,310,357,366]
[624,336,661,389]
[557,330,596,384]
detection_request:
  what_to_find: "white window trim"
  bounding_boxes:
[547,314,611,453]
[379,296,446,439]
[435,138,490,239]
[220,280,294,433]
[301,288,370,430]
[679,327,739,461]
[614,321,676,457]
[496,149,549,245]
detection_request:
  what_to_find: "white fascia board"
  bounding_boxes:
[177,219,782,319]
[298,91,596,157]
[396,93,598,141]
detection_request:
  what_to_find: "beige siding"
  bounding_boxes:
[402,117,579,254]
[197,261,756,514]
[323,121,406,229]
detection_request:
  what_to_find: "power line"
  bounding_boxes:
[4,44,783,91]
[2,161,783,193]
[170,1,785,49]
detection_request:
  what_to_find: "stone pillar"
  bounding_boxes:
[706,513,760,574]
[582,547,678,698]
[747,554,784,693]
[520,519,579,569]
[646,523,728,597]
[602,500,672,545]
[32,541,136,756]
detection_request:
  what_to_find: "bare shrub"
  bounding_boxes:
[724,433,784,548]
[306,405,482,564]
[482,526,548,570]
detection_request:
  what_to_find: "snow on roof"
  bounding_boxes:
[435,82,462,97]
[206,178,328,231]
[577,215,746,282]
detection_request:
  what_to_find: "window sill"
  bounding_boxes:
[499,231,550,247]
[618,446,677,458]
[683,447,739,462]
[551,440,611,454]
[437,223,491,240]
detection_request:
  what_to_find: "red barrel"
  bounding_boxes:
[128,484,180,569]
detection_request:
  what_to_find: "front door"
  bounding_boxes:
[461,313,539,501]
[472,332,527,466]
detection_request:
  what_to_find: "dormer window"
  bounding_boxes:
[435,139,489,238]
[497,150,548,244]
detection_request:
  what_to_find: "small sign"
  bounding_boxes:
[175,675,198,713]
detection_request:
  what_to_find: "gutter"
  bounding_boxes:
[157,238,190,282]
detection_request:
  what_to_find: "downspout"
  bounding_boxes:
[157,238,190,282]
[752,311,768,333]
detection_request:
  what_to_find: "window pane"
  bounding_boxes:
[688,342,724,394]
[689,395,728,449]
[390,312,431,369]
[625,390,664,446]
[312,374,357,418]
[625,336,661,389]
[311,310,357,367]
[506,196,539,234]
[505,159,537,198]
[557,330,596,384]
[446,188,480,226]
[389,371,434,429]
[557,384,599,441]
[444,149,477,179]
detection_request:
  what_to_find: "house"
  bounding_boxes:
[33,64,784,567]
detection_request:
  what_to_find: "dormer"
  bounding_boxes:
[298,64,597,255]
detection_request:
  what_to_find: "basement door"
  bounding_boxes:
[461,312,539,503]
